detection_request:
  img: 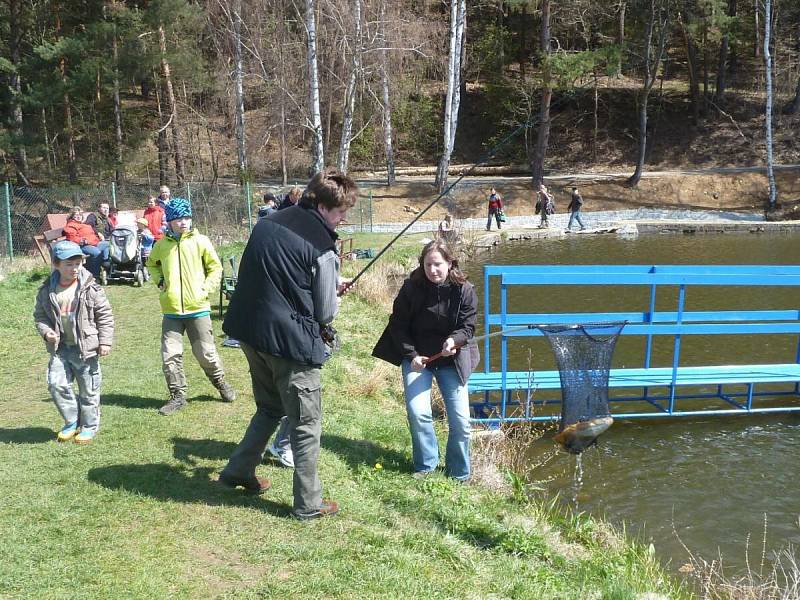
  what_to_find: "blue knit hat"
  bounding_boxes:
[165,197,192,222]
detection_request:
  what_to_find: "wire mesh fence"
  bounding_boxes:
[1,180,375,261]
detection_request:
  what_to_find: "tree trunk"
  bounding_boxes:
[379,0,395,186]
[680,11,701,124]
[764,0,777,208]
[337,0,362,174]
[435,0,466,192]
[232,0,247,183]
[154,70,169,186]
[628,0,669,187]
[753,0,760,58]
[60,58,78,184]
[112,21,124,188]
[9,0,29,184]
[784,76,800,115]
[617,0,627,76]
[530,0,552,187]
[158,24,185,184]
[519,5,528,81]
[42,107,53,174]
[278,0,288,186]
[715,36,729,105]
[305,0,324,174]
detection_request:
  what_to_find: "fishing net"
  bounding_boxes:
[538,322,626,453]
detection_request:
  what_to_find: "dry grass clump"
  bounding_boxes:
[350,260,408,310]
[0,255,43,281]
[470,422,553,493]
[342,361,397,403]
[678,516,800,599]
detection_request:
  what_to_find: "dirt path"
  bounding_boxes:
[353,165,800,223]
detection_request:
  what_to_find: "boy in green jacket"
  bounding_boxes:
[146,198,235,415]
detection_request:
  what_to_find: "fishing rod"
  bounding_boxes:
[339,77,600,296]
[422,324,539,365]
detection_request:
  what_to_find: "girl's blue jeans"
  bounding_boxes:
[401,360,471,480]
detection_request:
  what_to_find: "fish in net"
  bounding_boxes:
[538,322,626,453]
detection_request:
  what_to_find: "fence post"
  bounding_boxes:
[110,182,117,208]
[369,190,373,232]
[4,182,13,261]
[245,181,253,232]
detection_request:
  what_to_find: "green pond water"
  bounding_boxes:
[465,232,800,575]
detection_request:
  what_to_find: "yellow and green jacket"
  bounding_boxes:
[147,229,222,316]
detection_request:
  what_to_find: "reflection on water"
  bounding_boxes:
[466,233,800,574]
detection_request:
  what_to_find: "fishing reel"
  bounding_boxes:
[321,324,341,356]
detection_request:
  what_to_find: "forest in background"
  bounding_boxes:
[1,0,799,196]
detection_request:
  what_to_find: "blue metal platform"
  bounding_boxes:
[469,265,800,423]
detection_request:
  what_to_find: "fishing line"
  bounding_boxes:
[342,76,600,293]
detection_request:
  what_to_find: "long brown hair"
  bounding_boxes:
[410,240,467,286]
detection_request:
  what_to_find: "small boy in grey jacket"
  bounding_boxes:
[34,240,114,443]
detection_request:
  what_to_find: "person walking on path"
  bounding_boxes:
[34,240,114,444]
[567,186,587,231]
[372,240,479,481]
[486,188,504,231]
[146,198,236,415]
[536,184,555,228]
[218,168,357,519]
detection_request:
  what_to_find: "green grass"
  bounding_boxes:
[0,251,691,599]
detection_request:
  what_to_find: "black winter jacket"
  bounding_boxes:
[372,274,479,386]
[223,201,338,366]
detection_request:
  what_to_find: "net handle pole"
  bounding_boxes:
[422,324,537,365]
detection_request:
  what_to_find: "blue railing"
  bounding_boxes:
[470,265,800,423]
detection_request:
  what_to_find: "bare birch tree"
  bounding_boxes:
[378,0,395,185]
[231,0,248,182]
[305,0,324,174]
[763,0,777,208]
[337,0,362,174]
[435,0,466,193]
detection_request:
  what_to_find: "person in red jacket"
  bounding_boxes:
[143,196,165,240]
[62,206,110,280]
[486,187,504,231]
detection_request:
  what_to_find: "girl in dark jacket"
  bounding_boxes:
[373,240,479,481]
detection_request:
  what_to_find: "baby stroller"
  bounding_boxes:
[106,224,147,286]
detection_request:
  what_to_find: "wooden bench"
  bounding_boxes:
[470,265,800,422]
[33,227,66,262]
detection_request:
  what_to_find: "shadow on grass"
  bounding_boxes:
[172,436,237,464]
[0,427,54,444]
[101,393,224,410]
[87,463,292,517]
[322,433,409,474]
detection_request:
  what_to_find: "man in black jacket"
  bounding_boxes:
[218,168,356,520]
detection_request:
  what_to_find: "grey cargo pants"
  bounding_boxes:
[221,343,324,516]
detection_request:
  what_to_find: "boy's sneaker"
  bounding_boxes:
[57,421,79,442]
[159,394,187,416]
[292,500,339,521]
[74,429,96,444]
[268,441,295,468]
[216,381,236,403]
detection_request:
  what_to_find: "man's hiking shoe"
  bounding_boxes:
[293,500,339,521]
[216,381,236,403]
[217,473,271,495]
[74,429,96,444]
[159,395,187,416]
[268,441,295,468]
[57,421,79,442]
